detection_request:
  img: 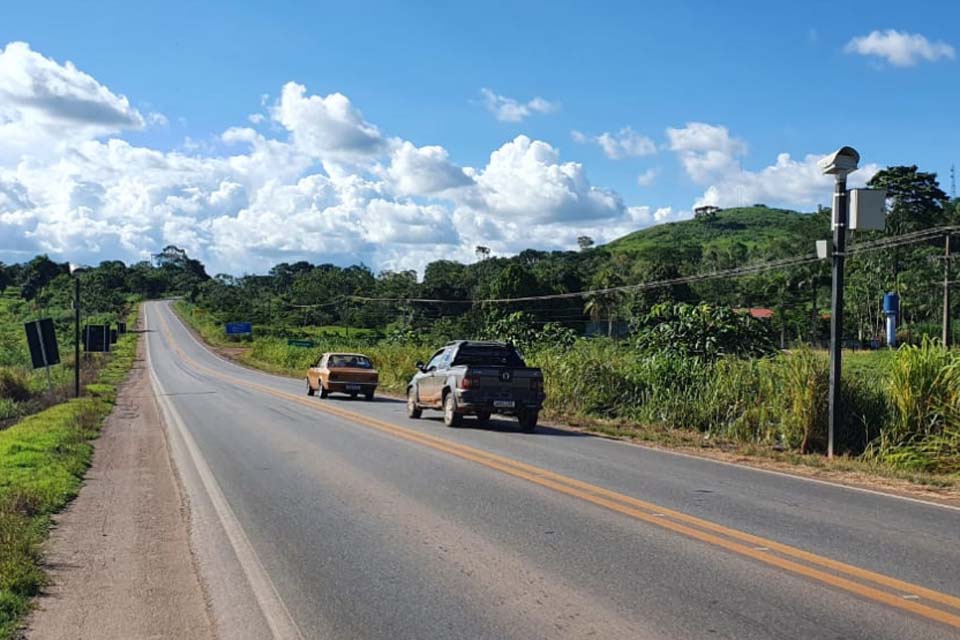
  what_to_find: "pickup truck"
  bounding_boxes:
[405,340,545,431]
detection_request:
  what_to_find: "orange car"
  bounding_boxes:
[306,352,379,400]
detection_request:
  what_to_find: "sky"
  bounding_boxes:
[0,0,957,275]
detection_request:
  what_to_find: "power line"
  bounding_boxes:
[348,226,959,307]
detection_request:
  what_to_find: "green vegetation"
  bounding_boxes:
[0,311,138,639]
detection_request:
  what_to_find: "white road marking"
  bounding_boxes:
[145,305,306,640]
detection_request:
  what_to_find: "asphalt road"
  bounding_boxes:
[143,300,960,640]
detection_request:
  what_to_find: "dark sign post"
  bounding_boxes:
[225,322,253,337]
[117,321,127,335]
[83,325,111,353]
[110,328,118,345]
[25,318,60,388]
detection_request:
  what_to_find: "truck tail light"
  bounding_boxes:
[460,376,480,389]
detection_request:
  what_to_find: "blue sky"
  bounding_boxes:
[1,1,957,274]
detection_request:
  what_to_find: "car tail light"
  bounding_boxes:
[530,379,543,392]
[460,376,480,389]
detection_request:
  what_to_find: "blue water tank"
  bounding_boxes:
[883,292,900,315]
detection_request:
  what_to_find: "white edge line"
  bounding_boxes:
[158,301,960,515]
[145,304,305,640]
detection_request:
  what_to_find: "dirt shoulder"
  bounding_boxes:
[25,335,215,640]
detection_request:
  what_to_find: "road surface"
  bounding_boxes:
[144,300,960,640]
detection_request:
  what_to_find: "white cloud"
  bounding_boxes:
[0,41,147,163]
[666,122,747,184]
[479,88,557,122]
[383,141,472,196]
[845,29,955,67]
[571,127,656,159]
[4,42,854,276]
[270,81,385,159]
[695,152,879,209]
[636,168,658,187]
[465,135,624,223]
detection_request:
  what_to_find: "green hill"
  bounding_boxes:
[605,206,826,257]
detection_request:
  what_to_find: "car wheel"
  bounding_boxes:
[407,388,422,419]
[475,411,491,425]
[319,384,328,399]
[518,410,538,433]
[306,379,315,396]
[364,390,375,401]
[443,393,462,428]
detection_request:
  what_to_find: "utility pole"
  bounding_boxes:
[818,147,860,459]
[945,234,953,347]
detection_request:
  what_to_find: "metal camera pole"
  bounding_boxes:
[827,176,848,459]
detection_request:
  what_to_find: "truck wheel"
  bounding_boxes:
[350,392,358,400]
[443,393,462,428]
[407,388,422,419]
[475,411,491,425]
[365,390,375,401]
[306,380,315,396]
[518,410,538,433]
[319,384,328,399]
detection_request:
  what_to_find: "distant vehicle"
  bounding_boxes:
[307,352,378,400]
[406,341,545,431]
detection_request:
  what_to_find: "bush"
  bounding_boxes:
[634,303,778,360]
[0,370,31,404]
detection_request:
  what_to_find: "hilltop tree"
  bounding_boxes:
[20,255,67,301]
[577,236,595,251]
[868,166,948,234]
[0,263,8,295]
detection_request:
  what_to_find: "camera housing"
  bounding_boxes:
[817,146,860,176]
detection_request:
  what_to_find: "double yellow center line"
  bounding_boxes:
[151,304,960,630]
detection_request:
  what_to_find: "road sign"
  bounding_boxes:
[83,325,111,352]
[225,322,253,336]
[110,328,118,344]
[287,339,315,348]
[117,321,127,334]
[25,318,60,368]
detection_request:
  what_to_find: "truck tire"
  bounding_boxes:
[443,392,462,428]
[407,388,422,419]
[306,379,315,396]
[518,410,538,433]
[475,411,491,425]
[365,389,375,401]
[319,384,328,399]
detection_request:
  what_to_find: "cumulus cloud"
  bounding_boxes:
[271,81,385,158]
[2,41,856,276]
[666,122,747,183]
[695,152,879,209]
[479,88,557,122]
[845,30,955,67]
[383,141,473,196]
[466,135,624,223]
[571,127,656,159]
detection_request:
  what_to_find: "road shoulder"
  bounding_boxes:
[25,334,215,640]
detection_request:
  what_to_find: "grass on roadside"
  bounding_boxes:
[0,310,139,640]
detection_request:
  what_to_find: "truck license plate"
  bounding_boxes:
[345,384,361,391]
[494,400,515,409]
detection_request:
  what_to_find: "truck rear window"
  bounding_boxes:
[453,346,526,367]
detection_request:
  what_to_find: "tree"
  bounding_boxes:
[20,255,66,301]
[0,262,9,295]
[577,236,595,251]
[475,245,491,260]
[868,166,948,235]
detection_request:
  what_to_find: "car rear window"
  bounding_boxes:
[328,355,373,368]
[452,346,526,367]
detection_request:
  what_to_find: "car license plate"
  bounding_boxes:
[345,384,361,391]
[493,400,515,409]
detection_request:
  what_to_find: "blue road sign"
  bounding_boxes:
[225,322,253,336]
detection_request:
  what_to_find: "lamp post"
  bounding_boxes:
[817,147,860,459]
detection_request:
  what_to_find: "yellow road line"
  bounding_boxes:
[150,304,960,629]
